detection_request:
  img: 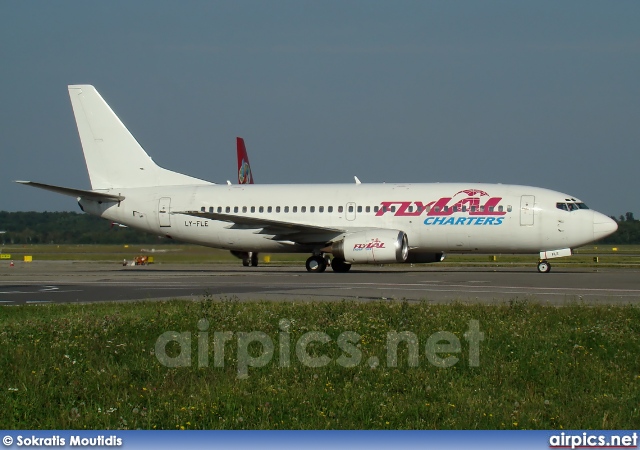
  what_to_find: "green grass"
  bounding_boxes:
[1,299,639,429]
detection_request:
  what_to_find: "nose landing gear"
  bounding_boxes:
[537,260,551,273]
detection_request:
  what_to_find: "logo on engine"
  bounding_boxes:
[353,238,386,251]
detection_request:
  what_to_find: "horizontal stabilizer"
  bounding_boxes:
[15,181,125,202]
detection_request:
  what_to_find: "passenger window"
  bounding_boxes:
[276,206,281,213]
[328,206,334,213]
[498,206,503,212]
[234,206,239,213]
[357,206,362,213]
[301,206,306,213]
[507,205,512,212]
[267,206,272,213]
[250,206,255,213]
[284,206,289,213]
[209,207,214,213]
[365,206,370,213]
[462,206,467,212]
[242,206,247,213]
[390,206,396,212]
[226,206,231,213]
[259,206,264,213]
[217,207,222,213]
[293,206,297,213]
[470,206,476,212]
[348,205,354,213]
[310,206,315,213]
[374,206,379,213]
[489,206,494,212]
[338,206,344,213]
[201,207,205,212]
[408,206,414,213]
[319,206,324,213]
[435,206,440,212]
[452,206,458,212]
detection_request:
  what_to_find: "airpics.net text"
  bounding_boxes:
[154,319,484,378]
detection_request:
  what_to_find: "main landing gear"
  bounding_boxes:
[241,252,259,267]
[537,260,551,273]
[305,255,327,272]
[330,257,351,273]
[305,255,352,273]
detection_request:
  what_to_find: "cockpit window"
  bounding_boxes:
[557,202,589,211]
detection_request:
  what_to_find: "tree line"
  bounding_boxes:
[0,211,169,245]
[1,211,639,245]
[600,212,640,245]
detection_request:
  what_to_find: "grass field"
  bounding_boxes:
[1,299,639,429]
[1,244,639,268]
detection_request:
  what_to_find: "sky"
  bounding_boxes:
[1,1,639,217]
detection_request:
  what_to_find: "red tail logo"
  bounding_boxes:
[236,137,254,185]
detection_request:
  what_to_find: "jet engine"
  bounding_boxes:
[330,229,408,264]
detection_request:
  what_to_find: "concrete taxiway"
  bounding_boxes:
[1,261,639,305]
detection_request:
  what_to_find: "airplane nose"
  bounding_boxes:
[593,212,618,240]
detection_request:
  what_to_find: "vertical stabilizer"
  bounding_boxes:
[68,85,211,189]
[236,137,254,184]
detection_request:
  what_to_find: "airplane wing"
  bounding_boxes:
[16,181,125,202]
[174,210,346,243]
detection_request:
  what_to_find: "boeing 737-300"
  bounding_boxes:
[18,85,618,273]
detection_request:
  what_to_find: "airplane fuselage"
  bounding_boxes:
[80,182,612,256]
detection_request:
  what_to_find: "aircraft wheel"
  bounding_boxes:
[250,252,259,267]
[331,257,352,273]
[537,261,551,273]
[242,257,250,267]
[305,255,327,273]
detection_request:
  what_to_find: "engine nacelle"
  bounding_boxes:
[331,229,408,264]
[406,251,445,264]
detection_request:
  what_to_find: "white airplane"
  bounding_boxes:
[18,85,618,273]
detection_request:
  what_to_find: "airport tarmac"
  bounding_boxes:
[1,261,639,306]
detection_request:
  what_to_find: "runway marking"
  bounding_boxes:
[0,289,83,295]
[331,282,640,294]
[4,279,639,296]
[39,286,59,292]
[26,301,52,304]
[369,287,640,297]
